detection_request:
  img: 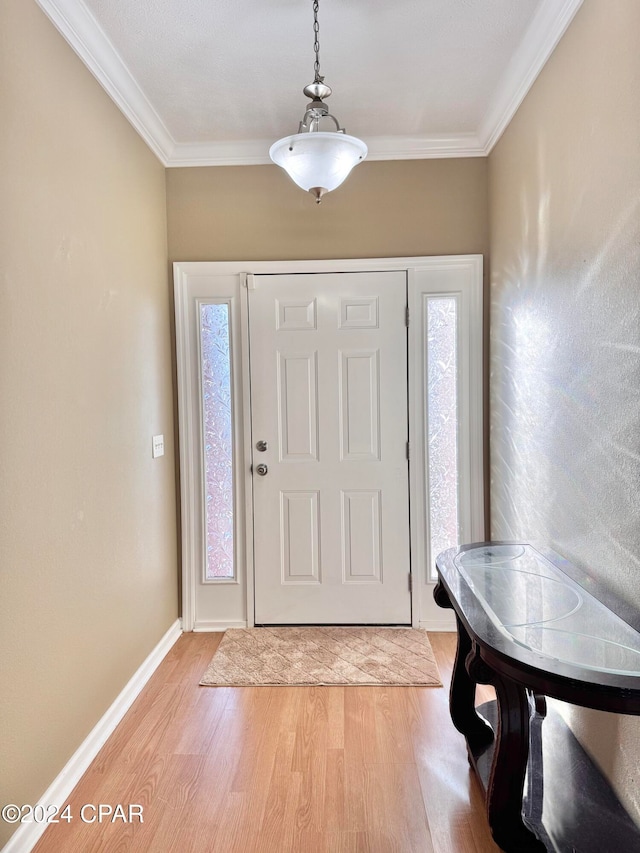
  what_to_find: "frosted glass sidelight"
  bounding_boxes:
[200,303,234,580]
[426,297,460,580]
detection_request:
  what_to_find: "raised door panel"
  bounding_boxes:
[339,350,381,461]
[280,491,321,584]
[341,490,382,583]
[277,352,319,461]
[276,298,317,331]
[339,296,379,329]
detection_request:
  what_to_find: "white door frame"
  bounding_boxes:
[174,256,484,632]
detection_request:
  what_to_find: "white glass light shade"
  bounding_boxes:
[269,131,368,194]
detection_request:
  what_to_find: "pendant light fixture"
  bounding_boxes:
[269,0,367,204]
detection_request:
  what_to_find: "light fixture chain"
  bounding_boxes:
[313,0,322,83]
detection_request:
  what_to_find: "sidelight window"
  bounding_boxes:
[425,296,461,580]
[199,302,235,580]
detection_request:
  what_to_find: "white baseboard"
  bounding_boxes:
[2,619,182,853]
[419,615,457,632]
[192,620,248,632]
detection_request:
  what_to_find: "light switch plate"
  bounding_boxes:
[152,434,164,458]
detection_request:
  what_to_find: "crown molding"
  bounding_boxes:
[166,134,486,167]
[364,134,486,161]
[34,0,175,164]
[477,0,584,153]
[35,0,584,166]
[167,140,277,168]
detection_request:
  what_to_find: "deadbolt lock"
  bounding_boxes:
[256,440,268,452]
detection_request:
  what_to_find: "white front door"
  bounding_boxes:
[249,271,411,624]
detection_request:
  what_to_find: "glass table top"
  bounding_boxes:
[454,545,640,676]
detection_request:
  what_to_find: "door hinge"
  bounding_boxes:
[408,573,413,592]
[242,273,256,290]
[406,440,410,461]
[405,305,410,327]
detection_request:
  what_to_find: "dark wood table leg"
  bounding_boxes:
[525,693,547,827]
[434,581,494,749]
[468,648,547,853]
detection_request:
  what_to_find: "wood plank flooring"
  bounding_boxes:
[32,632,499,853]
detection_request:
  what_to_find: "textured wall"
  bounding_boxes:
[489,0,640,822]
[0,1,178,845]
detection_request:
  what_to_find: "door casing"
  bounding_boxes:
[174,256,484,632]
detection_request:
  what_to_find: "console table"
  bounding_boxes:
[434,543,640,853]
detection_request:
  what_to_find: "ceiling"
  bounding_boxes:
[35,0,583,166]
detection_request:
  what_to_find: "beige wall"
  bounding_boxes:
[166,158,489,263]
[489,0,640,823]
[0,1,178,845]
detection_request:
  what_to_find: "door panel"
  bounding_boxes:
[277,351,318,460]
[250,271,411,624]
[341,489,382,582]
[339,350,380,459]
[281,490,321,583]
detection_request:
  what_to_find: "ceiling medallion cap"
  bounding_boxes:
[303,80,332,100]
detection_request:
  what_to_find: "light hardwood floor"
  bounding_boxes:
[33,632,499,853]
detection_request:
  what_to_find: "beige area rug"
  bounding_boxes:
[200,627,442,687]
